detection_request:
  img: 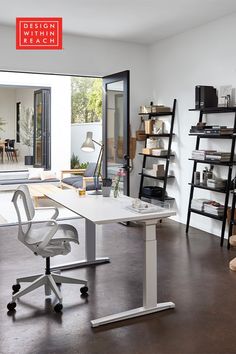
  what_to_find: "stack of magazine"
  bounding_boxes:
[192,199,224,216]
[204,201,224,216]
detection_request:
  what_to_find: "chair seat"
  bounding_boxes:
[26,223,79,257]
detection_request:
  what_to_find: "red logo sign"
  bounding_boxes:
[16,17,63,50]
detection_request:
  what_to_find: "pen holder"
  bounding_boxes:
[102,186,111,197]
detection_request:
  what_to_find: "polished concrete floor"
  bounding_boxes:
[0,219,236,354]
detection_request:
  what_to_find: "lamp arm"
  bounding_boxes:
[92,139,103,148]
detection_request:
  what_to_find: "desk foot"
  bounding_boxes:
[51,257,110,271]
[91,301,175,327]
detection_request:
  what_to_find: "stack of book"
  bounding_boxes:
[205,152,231,161]
[204,201,225,216]
[189,124,234,135]
[192,199,210,211]
[152,149,169,156]
[189,125,234,135]
[191,150,232,161]
[207,178,227,189]
[191,150,216,160]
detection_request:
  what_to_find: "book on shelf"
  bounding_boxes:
[205,152,232,161]
[189,125,233,135]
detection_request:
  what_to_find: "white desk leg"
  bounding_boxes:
[91,219,175,327]
[51,219,110,271]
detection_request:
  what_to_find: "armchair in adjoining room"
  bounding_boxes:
[61,162,102,191]
[7,185,88,313]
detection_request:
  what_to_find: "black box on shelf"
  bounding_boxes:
[195,85,218,109]
[142,186,166,197]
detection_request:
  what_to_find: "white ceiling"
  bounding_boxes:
[1,0,236,44]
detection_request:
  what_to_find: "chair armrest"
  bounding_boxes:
[35,206,59,220]
[27,219,59,250]
[61,169,86,179]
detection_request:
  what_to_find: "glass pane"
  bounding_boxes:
[106,80,124,192]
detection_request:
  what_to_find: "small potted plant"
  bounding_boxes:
[20,107,34,165]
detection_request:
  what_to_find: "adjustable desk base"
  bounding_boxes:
[51,257,110,271]
[91,302,175,327]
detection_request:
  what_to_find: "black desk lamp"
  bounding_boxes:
[81,131,104,194]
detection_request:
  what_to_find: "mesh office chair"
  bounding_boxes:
[7,185,88,313]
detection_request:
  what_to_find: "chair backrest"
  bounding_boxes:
[8,139,15,148]
[12,185,35,242]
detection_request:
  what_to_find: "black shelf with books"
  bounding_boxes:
[186,107,236,246]
[138,99,176,202]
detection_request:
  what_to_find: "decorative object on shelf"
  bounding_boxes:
[136,119,146,141]
[194,171,200,185]
[146,138,158,149]
[153,120,164,134]
[219,85,232,107]
[144,119,154,134]
[139,104,170,114]
[81,131,104,195]
[113,168,126,198]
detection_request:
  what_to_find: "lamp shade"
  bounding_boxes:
[81,131,95,152]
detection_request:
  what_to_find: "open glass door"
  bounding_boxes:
[33,89,51,169]
[103,71,130,196]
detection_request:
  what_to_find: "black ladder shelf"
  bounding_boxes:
[138,99,177,202]
[186,106,236,246]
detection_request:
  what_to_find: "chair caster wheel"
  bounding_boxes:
[7,302,16,311]
[12,284,21,294]
[54,303,63,313]
[80,286,88,295]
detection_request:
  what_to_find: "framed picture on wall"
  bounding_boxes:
[16,102,21,143]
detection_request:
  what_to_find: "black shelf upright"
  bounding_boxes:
[186,106,236,246]
[138,99,176,202]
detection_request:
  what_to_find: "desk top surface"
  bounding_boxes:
[46,189,176,224]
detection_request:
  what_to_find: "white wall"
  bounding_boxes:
[71,122,102,164]
[149,12,236,236]
[0,25,152,195]
[0,88,16,140]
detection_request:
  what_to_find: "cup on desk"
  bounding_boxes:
[102,186,111,197]
[78,188,86,196]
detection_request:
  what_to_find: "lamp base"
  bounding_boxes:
[88,190,102,195]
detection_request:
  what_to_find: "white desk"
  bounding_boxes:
[47,189,176,327]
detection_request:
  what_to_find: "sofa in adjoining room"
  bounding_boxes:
[0,169,60,191]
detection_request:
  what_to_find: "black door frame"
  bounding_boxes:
[102,70,130,196]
